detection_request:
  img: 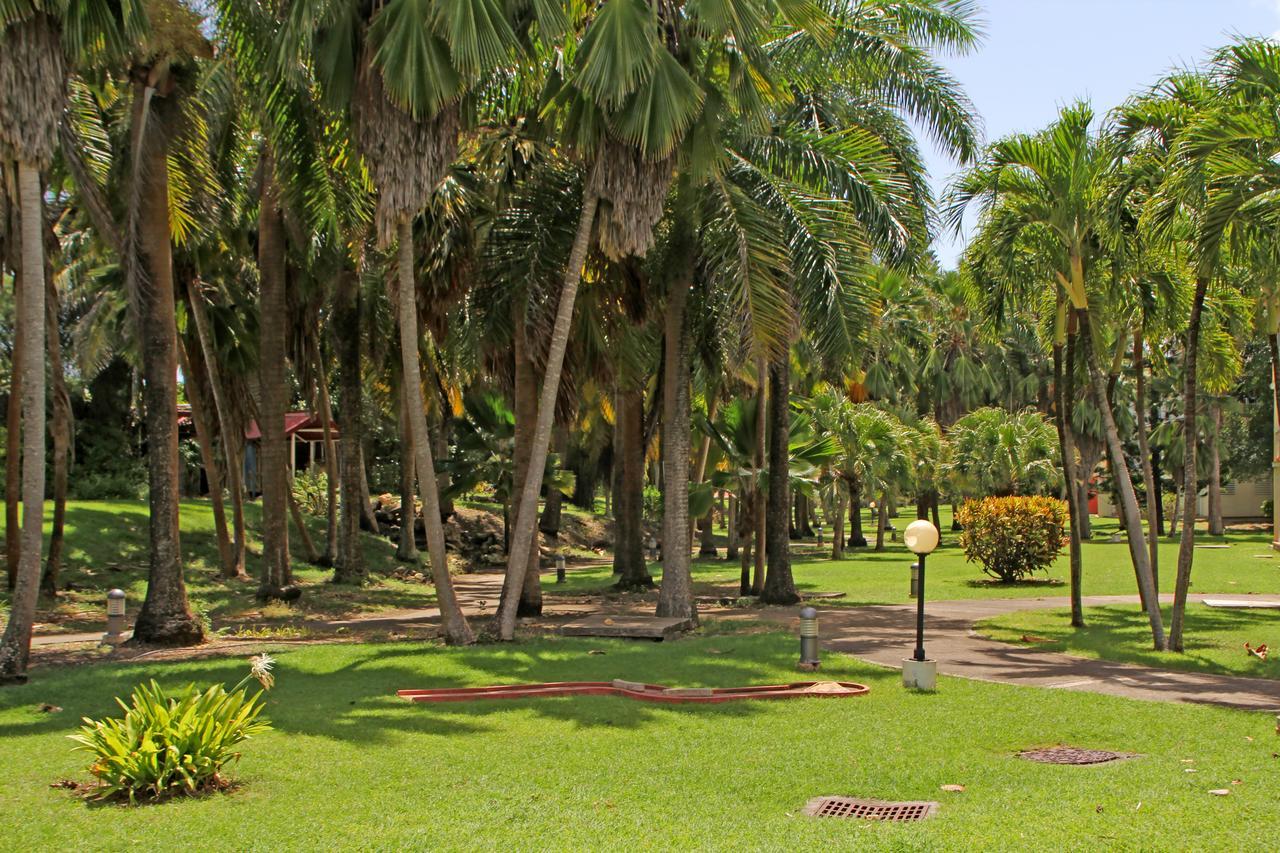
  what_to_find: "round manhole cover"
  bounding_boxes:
[1018,746,1136,765]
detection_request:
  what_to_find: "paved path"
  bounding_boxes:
[753,594,1280,713]
[32,577,1280,713]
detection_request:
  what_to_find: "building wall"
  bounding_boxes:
[1095,471,1272,521]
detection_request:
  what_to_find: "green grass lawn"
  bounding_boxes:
[0,500,433,635]
[0,632,1276,849]
[979,604,1280,680]
[561,508,1280,605]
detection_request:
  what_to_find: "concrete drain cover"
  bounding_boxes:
[1018,747,1135,765]
[802,797,937,821]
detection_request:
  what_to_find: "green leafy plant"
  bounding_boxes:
[69,655,276,803]
[291,469,328,516]
[956,496,1068,583]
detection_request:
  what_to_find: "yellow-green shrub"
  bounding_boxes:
[69,656,275,803]
[956,496,1067,583]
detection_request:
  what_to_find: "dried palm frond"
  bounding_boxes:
[352,49,458,248]
[589,138,673,261]
[0,13,67,168]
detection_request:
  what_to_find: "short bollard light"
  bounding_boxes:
[555,554,566,584]
[647,535,660,563]
[814,523,824,547]
[103,588,127,645]
[798,606,820,669]
[902,519,940,691]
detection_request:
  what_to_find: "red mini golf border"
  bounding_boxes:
[397,680,870,705]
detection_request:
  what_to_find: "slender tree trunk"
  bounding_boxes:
[395,399,419,562]
[692,395,718,557]
[0,161,48,679]
[725,492,739,560]
[4,271,21,592]
[1079,309,1163,649]
[42,264,70,597]
[332,266,365,583]
[752,359,767,596]
[738,494,753,596]
[847,477,866,547]
[511,304,542,617]
[497,182,599,640]
[657,272,696,619]
[761,355,797,604]
[612,384,650,588]
[310,338,339,565]
[1170,277,1211,651]
[287,478,320,564]
[540,425,567,538]
[176,337,233,578]
[1053,330,1085,627]
[358,446,380,534]
[874,492,889,552]
[255,161,292,599]
[187,279,246,578]
[832,487,846,560]
[1133,327,1159,594]
[1207,400,1223,536]
[396,218,473,644]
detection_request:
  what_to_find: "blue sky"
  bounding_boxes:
[925,0,1280,266]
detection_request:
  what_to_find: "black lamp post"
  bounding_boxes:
[904,519,939,661]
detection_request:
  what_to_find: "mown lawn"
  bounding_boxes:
[0,632,1276,850]
[560,508,1280,605]
[0,500,431,635]
[979,604,1280,680]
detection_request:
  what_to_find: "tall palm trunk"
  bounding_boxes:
[1079,309,1163,649]
[725,493,739,560]
[1133,326,1159,593]
[738,493,754,596]
[396,218,473,644]
[752,358,767,595]
[656,275,695,619]
[1052,328,1085,627]
[692,395,718,557]
[332,266,366,583]
[4,263,21,591]
[612,383,650,588]
[131,87,203,645]
[0,161,48,680]
[395,398,419,562]
[1206,400,1223,536]
[1170,276,1211,651]
[497,183,599,640]
[186,279,246,577]
[42,263,70,597]
[309,337,339,565]
[511,304,542,616]
[847,476,865,547]
[256,162,292,598]
[761,355,797,604]
[176,337,233,578]
[831,486,845,560]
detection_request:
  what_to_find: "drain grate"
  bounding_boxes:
[1018,746,1135,765]
[803,797,937,821]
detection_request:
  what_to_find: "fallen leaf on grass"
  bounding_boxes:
[37,703,62,713]
[1208,789,1231,796]
[940,784,965,793]
[587,649,606,656]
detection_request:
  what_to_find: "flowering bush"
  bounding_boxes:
[70,655,275,803]
[956,496,1067,583]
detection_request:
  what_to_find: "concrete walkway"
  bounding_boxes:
[765,593,1280,713]
[32,577,1280,713]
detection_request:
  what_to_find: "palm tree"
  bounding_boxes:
[0,7,66,676]
[948,102,1166,650]
[945,407,1060,498]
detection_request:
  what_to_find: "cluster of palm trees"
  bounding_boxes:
[950,41,1280,651]
[0,0,1276,683]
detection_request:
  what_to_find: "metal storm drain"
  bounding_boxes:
[1018,746,1135,765]
[802,796,938,821]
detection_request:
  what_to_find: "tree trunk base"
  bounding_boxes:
[130,614,206,647]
